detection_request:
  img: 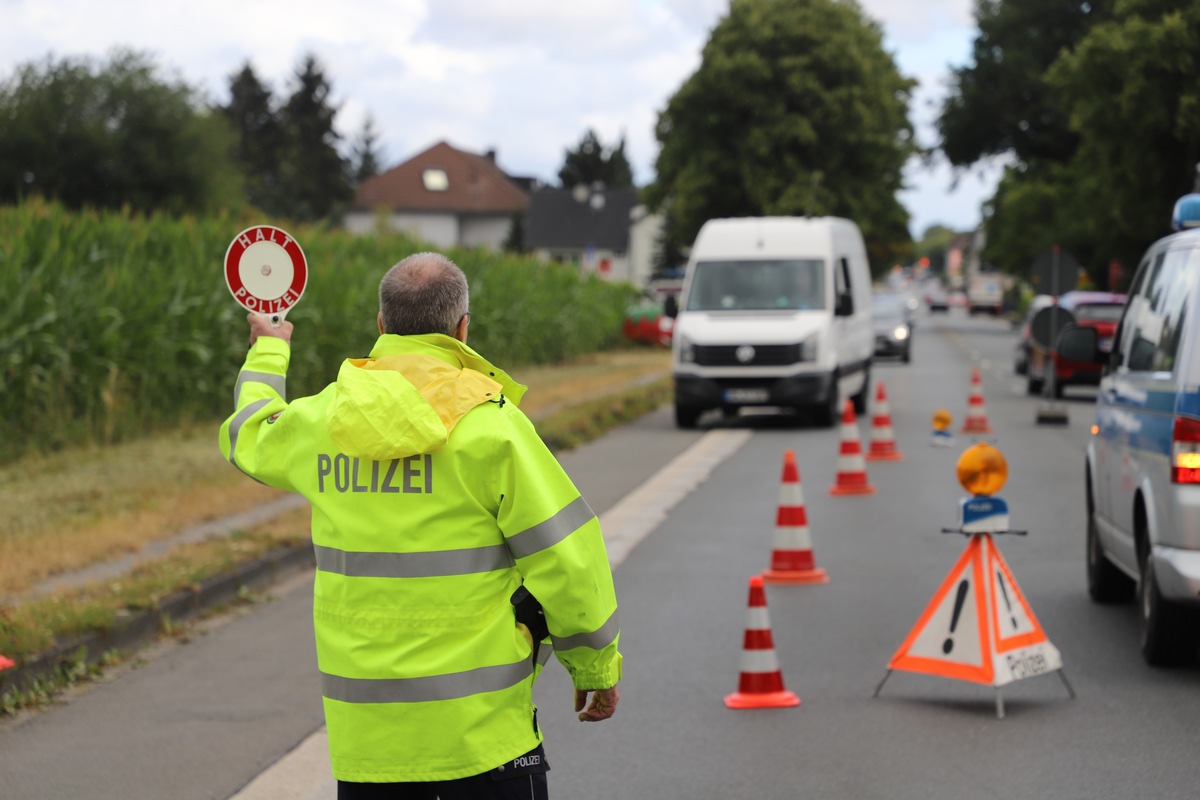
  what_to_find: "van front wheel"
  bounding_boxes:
[812,388,840,428]
[674,403,701,429]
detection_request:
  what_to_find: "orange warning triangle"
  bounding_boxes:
[887,534,1062,688]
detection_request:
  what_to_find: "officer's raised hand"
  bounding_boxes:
[247,313,293,347]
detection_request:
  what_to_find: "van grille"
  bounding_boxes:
[693,343,805,367]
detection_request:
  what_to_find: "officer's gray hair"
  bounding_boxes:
[378,252,470,336]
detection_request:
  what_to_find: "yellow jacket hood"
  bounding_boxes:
[326,333,526,461]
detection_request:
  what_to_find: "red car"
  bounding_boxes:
[1027,290,1127,396]
[622,286,680,348]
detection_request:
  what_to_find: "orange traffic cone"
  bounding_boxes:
[0,654,15,671]
[829,400,877,496]
[724,575,800,709]
[866,381,904,461]
[962,366,993,434]
[763,450,828,584]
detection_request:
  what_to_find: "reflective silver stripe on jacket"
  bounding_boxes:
[235,370,287,406]
[552,609,620,653]
[227,398,272,469]
[506,496,596,560]
[321,659,533,704]
[313,543,514,578]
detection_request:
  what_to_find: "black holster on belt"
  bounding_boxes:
[510,584,549,664]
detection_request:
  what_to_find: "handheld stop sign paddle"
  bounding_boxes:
[224,225,308,327]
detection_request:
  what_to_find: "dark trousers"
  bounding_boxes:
[337,744,549,800]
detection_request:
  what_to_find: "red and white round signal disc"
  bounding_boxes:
[224,225,307,320]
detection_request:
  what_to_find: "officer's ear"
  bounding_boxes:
[377,312,385,335]
[454,313,469,344]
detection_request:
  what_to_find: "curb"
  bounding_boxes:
[1,545,314,699]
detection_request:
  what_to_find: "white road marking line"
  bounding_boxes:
[601,429,752,566]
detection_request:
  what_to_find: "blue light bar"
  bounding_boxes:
[1172,193,1200,231]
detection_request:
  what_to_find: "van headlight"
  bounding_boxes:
[800,334,819,362]
[893,325,909,341]
[677,334,695,363]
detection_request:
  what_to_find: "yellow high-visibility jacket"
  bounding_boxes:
[218,333,622,783]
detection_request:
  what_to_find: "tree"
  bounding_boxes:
[0,49,241,214]
[558,128,634,189]
[937,0,1110,168]
[914,223,959,276]
[647,0,916,270]
[652,223,687,278]
[502,210,525,253]
[1046,0,1200,275]
[277,54,352,221]
[955,0,1200,287]
[349,114,385,186]
[221,62,285,214]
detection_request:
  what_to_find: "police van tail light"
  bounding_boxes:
[1171,416,1200,484]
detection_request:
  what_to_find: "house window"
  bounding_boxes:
[422,169,449,192]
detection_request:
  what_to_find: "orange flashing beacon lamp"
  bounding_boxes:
[955,442,1009,533]
[931,408,954,447]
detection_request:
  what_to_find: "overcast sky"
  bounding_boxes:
[1,0,1004,238]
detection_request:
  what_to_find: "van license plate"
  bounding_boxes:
[724,388,770,403]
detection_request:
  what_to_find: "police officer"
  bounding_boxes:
[220,252,621,799]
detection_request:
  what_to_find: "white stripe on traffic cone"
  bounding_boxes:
[830,400,876,496]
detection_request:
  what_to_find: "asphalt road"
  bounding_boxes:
[4,307,1200,799]
[535,308,1200,800]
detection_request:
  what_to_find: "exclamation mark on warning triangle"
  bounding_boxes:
[942,579,970,654]
[997,572,1018,631]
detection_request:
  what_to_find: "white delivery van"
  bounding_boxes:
[667,216,874,428]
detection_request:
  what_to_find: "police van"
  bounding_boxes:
[666,216,874,428]
[1060,192,1200,665]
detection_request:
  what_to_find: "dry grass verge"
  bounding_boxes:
[0,347,670,704]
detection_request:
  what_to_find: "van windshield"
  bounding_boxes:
[686,259,826,312]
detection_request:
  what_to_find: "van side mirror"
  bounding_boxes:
[835,293,854,317]
[1057,324,1100,364]
[663,294,679,318]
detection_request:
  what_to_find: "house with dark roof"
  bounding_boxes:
[345,141,533,250]
[524,185,662,286]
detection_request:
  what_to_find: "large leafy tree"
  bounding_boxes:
[936,1,1112,283]
[1047,0,1200,275]
[0,49,241,214]
[938,0,1109,168]
[558,128,634,189]
[648,0,915,270]
[953,0,1200,287]
[277,54,352,222]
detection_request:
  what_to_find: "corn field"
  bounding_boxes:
[0,199,638,460]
